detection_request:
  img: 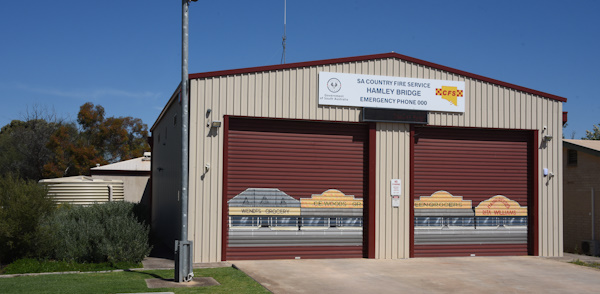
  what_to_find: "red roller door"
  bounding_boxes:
[412,127,535,257]
[224,117,369,260]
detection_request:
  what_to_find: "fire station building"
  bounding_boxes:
[151,53,566,262]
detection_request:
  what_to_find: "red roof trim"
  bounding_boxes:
[189,52,567,103]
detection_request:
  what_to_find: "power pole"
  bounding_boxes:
[175,0,196,283]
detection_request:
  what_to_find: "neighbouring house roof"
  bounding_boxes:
[90,152,151,175]
[563,139,600,157]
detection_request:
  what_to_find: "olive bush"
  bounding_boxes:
[38,201,151,264]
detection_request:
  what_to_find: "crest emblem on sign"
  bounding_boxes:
[327,78,341,93]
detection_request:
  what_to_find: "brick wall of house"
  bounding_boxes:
[563,147,600,254]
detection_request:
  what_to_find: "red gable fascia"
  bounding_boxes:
[189,52,567,103]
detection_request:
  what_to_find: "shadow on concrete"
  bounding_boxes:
[149,241,174,260]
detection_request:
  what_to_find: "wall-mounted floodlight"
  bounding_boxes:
[211,121,222,128]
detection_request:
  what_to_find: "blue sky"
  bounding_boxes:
[1,1,598,138]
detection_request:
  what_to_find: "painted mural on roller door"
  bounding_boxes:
[414,191,527,246]
[228,188,363,247]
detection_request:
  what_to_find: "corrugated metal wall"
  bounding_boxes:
[375,123,411,259]
[151,99,183,247]
[184,57,563,262]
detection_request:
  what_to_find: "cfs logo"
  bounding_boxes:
[435,86,463,106]
[327,78,341,93]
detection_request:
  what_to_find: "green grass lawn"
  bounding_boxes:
[1,258,142,275]
[0,267,269,294]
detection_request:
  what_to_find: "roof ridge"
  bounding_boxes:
[188,52,567,103]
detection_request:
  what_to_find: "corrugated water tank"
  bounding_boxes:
[39,175,124,205]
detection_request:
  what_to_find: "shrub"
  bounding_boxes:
[38,201,151,264]
[0,174,55,264]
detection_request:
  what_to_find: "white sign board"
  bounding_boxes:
[392,196,400,208]
[319,72,465,113]
[391,179,402,196]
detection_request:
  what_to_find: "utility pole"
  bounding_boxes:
[175,0,196,283]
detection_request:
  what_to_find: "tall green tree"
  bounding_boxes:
[582,123,600,140]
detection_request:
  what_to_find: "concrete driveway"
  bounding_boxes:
[232,255,600,294]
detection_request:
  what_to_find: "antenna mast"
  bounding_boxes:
[281,0,287,64]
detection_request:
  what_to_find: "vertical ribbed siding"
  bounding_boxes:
[189,78,224,262]
[375,123,411,259]
[186,57,564,262]
[151,99,182,247]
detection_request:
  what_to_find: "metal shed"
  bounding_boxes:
[151,52,566,262]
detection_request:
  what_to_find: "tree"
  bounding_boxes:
[43,123,104,178]
[43,102,150,178]
[582,123,600,140]
[78,103,149,163]
[0,107,64,181]
[0,103,150,179]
